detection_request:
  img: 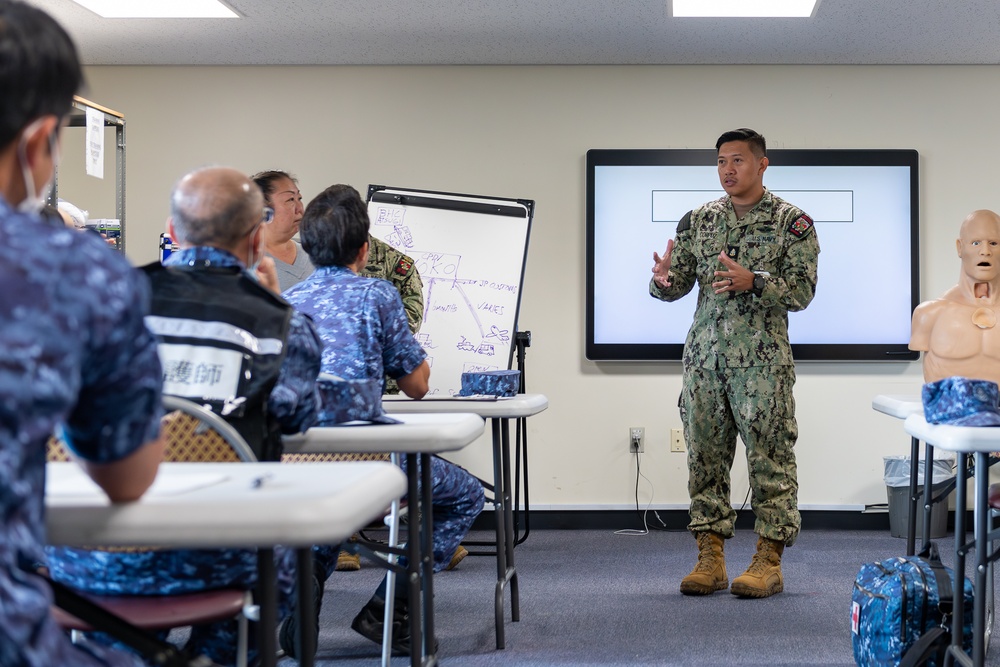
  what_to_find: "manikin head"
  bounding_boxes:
[956,209,1000,290]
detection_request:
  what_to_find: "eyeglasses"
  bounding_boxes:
[262,206,274,224]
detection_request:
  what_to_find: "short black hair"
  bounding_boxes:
[0,0,83,148]
[716,128,766,158]
[300,184,369,268]
[251,169,297,205]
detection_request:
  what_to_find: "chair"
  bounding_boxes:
[282,450,403,667]
[48,395,258,667]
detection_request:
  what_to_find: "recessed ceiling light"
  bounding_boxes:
[670,0,820,18]
[70,0,239,19]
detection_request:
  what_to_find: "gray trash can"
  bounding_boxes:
[883,456,954,540]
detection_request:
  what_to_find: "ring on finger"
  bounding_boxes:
[728,277,733,286]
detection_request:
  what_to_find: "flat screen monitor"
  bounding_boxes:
[586,148,919,361]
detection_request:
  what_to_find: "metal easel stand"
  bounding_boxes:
[512,330,531,547]
[464,329,533,555]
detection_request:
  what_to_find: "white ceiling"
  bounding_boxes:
[24,0,1000,66]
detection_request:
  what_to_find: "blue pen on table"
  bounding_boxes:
[251,472,274,489]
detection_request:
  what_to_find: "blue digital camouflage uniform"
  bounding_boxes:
[363,235,424,395]
[47,247,323,667]
[649,189,819,546]
[0,196,162,667]
[283,266,484,576]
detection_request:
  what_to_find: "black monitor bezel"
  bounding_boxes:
[585,148,920,362]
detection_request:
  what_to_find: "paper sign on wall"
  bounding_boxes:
[85,107,104,179]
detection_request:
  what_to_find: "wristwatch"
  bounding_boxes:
[752,273,766,297]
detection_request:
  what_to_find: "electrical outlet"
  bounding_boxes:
[629,426,644,453]
[670,428,685,453]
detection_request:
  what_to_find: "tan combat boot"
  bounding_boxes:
[679,531,728,595]
[731,536,784,598]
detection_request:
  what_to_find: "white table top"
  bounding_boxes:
[282,412,485,455]
[872,394,923,419]
[904,413,1000,453]
[46,461,405,549]
[382,392,549,419]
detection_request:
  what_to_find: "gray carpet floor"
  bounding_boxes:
[281,525,1000,667]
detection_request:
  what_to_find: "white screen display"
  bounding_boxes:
[586,149,919,361]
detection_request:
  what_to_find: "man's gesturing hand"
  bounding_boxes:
[652,239,674,289]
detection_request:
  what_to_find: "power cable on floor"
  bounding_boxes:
[615,449,658,536]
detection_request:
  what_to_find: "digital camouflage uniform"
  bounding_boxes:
[361,235,424,395]
[0,197,162,667]
[649,189,819,546]
[362,235,424,334]
[283,265,484,578]
[47,247,323,667]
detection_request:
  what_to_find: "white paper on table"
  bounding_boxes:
[47,472,229,498]
[383,394,499,402]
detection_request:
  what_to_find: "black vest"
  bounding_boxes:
[141,261,294,461]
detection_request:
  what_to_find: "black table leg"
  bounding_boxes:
[973,452,988,666]
[420,452,437,664]
[295,547,316,667]
[405,453,423,667]
[500,419,519,623]
[922,444,936,552]
[949,452,969,665]
[256,548,277,667]
[906,436,919,556]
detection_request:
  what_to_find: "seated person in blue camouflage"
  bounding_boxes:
[283,184,485,655]
[253,170,431,573]
[46,166,324,667]
[0,3,166,666]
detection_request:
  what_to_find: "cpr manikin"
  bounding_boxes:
[910,209,1000,382]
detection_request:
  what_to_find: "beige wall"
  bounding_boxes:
[63,64,998,512]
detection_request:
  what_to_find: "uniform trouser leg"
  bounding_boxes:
[400,455,484,573]
[728,365,801,546]
[680,365,800,545]
[680,365,740,537]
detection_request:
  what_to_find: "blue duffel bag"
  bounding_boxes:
[851,542,973,667]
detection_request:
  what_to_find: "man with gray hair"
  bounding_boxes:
[47,166,324,667]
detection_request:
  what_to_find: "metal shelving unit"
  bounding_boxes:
[52,96,127,253]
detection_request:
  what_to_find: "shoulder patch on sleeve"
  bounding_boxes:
[394,257,413,276]
[788,214,814,237]
[676,210,693,233]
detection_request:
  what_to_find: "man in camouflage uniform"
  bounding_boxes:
[363,234,424,334]
[335,228,424,571]
[284,184,483,655]
[650,128,819,599]
[362,234,423,397]
[47,167,324,667]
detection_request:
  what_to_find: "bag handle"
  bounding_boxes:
[899,626,950,667]
[917,542,955,617]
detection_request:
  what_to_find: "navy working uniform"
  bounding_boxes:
[0,198,162,667]
[649,189,819,546]
[47,247,323,667]
[283,265,484,577]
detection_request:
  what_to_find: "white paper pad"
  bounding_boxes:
[48,471,229,498]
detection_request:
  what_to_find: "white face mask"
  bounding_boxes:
[16,119,59,215]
